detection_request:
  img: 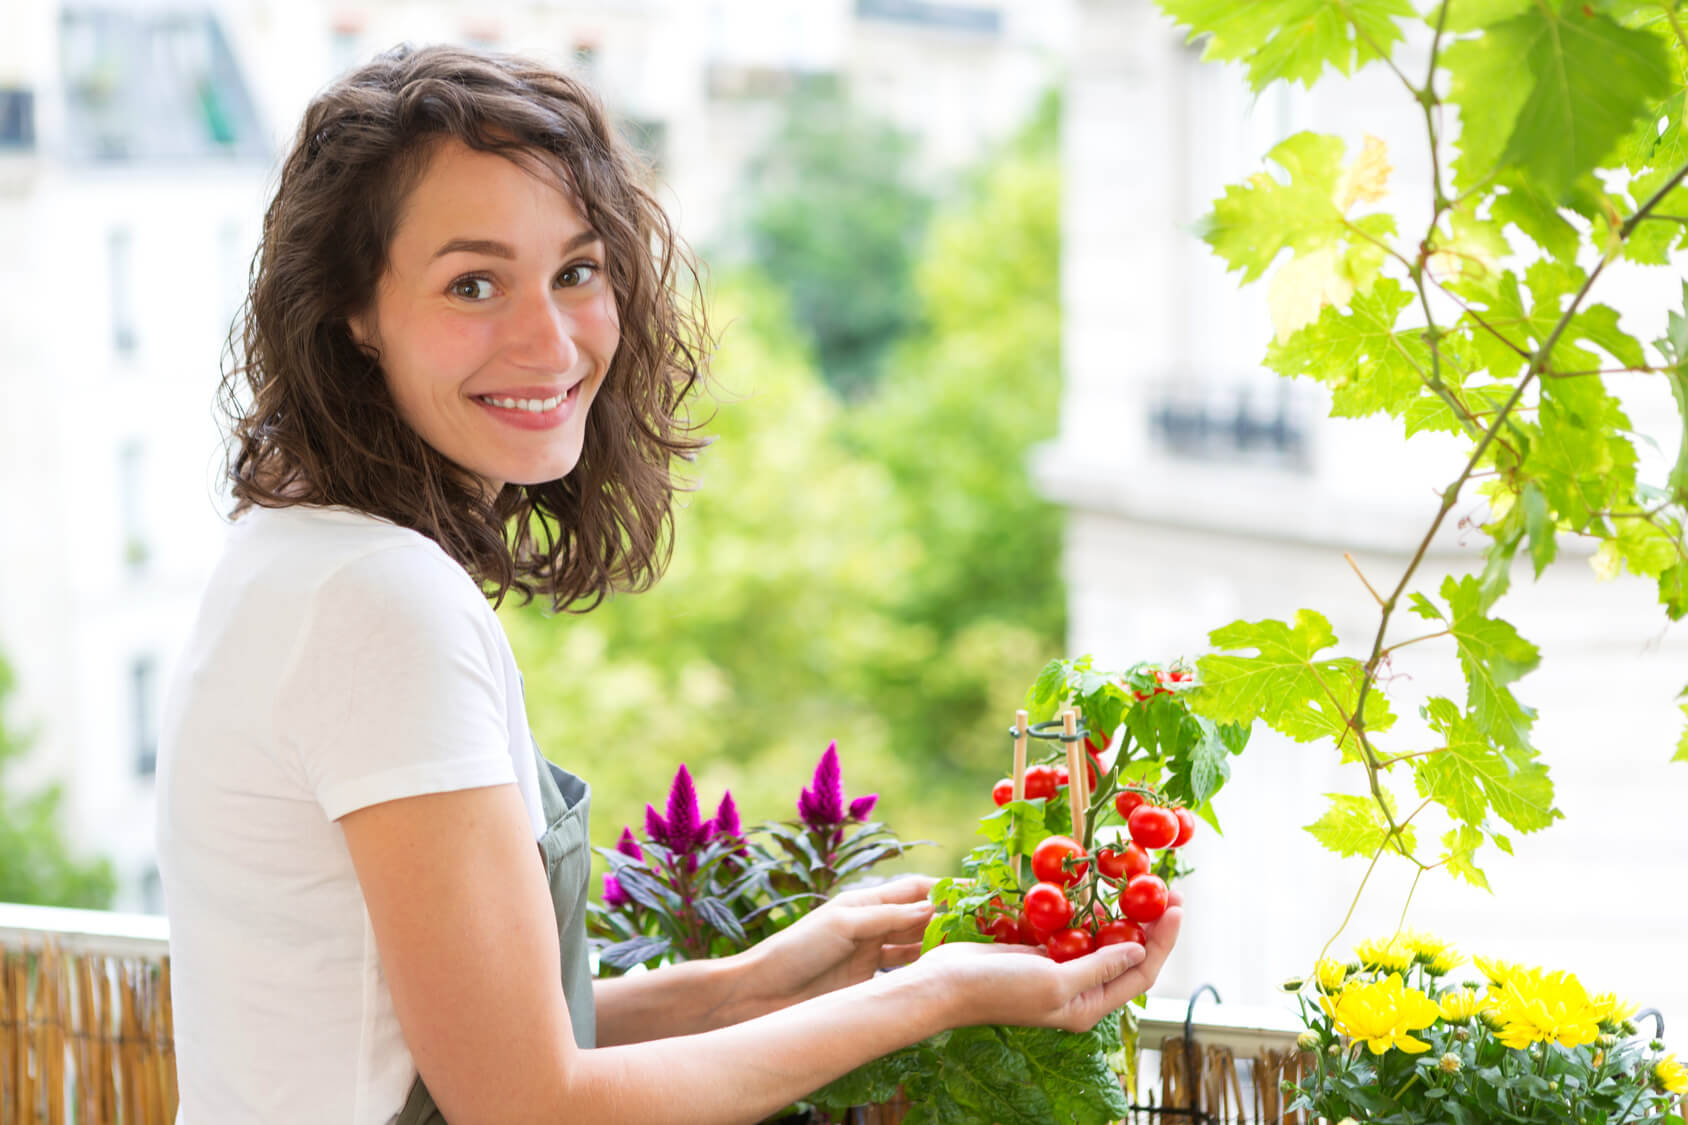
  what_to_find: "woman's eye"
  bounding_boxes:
[556,263,599,289]
[450,276,496,300]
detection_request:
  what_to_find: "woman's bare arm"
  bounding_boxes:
[340,782,1177,1125]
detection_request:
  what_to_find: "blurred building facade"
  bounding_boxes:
[0,0,1071,913]
[1043,0,1688,1036]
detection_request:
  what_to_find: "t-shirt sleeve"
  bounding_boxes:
[273,545,517,822]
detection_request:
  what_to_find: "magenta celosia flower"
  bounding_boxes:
[714,790,742,839]
[615,825,644,861]
[645,764,713,855]
[602,872,630,909]
[798,741,877,831]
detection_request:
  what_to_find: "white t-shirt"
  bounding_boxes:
[156,504,546,1125]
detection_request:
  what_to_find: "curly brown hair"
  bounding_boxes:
[218,43,710,611]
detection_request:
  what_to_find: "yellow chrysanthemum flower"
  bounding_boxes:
[1315,958,1349,994]
[1354,936,1415,974]
[1473,955,1523,988]
[1590,991,1639,1029]
[1401,930,1461,974]
[1437,988,1489,1024]
[1491,968,1601,1050]
[1655,1054,1688,1095]
[1327,973,1441,1056]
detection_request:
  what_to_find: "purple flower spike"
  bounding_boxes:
[665,764,704,852]
[602,873,630,908]
[715,790,742,839]
[799,741,847,829]
[644,803,670,848]
[616,825,645,861]
[848,794,878,822]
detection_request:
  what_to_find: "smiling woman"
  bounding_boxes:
[155,43,1180,1125]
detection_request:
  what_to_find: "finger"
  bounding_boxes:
[868,874,938,904]
[843,899,935,944]
[879,942,923,970]
[1051,941,1147,999]
[1098,904,1182,1008]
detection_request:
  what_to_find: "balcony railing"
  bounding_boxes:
[0,902,1361,1124]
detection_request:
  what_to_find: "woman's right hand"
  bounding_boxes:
[914,897,1182,1034]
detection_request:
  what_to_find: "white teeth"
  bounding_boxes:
[478,391,567,412]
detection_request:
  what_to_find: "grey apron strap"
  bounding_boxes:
[388,738,594,1124]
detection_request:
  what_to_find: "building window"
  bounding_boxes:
[0,88,35,150]
[118,441,149,572]
[132,655,158,776]
[110,227,136,356]
[1149,377,1313,470]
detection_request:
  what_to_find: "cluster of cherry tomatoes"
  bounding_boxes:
[976,780,1195,963]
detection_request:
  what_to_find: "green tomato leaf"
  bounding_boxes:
[1443,2,1673,201]
[1028,659,1067,723]
[1195,610,1395,748]
[1416,697,1560,834]
[1003,1018,1132,1125]
[1157,0,1416,92]
[1306,792,1415,858]
[809,1046,924,1112]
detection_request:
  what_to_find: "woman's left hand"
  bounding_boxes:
[736,875,936,1013]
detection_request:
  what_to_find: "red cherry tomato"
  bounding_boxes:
[992,778,1014,807]
[1129,805,1180,850]
[982,913,1028,945]
[1094,919,1147,947]
[1082,731,1111,758]
[1045,927,1095,963]
[1023,881,1074,933]
[1122,843,1151,880]
[1121,874,1169,923]
[1031,835,1089,888]
[1171,806,1197,848]
[1114,790,1148,820]
[1024,764,1058,801]
[1052,759,1098,791]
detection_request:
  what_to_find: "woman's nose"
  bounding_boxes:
[508,288,581,373]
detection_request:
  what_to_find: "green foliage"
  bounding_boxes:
[0,653,117,909]
[809,1012,1129,1125]
[504,102,1065,874]
[1155,0,1688,901]
[734,80,933,397]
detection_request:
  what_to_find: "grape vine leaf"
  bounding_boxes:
[1676,687,1688,764]
[1408,576,1540,753]
[1197,132,1395,285]
[1156,0,1416,92]
[1440,824,1492,891]
[1415,696,1559,834]
[1442,1,1673,201]
[1659,280,1688,507]
[1266,277,1429,419]
[1521,480,1557,577]
[1306,791,1415,858]
[1195,610,1396,748]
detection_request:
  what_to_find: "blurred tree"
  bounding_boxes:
[0,653,118,908]
[737,79,933,398]
[504,94,1064,873]
[845,90,1066,774]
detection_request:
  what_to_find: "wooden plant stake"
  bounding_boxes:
[1011,709,1029,883]
[1063,709,1087,845]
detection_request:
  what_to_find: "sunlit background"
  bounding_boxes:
[2,0,1685,1034]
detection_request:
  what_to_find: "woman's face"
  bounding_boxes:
[350,138,620,496]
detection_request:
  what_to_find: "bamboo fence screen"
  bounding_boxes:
[0,940,176,1125]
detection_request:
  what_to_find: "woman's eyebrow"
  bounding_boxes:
[431,230,602,261]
